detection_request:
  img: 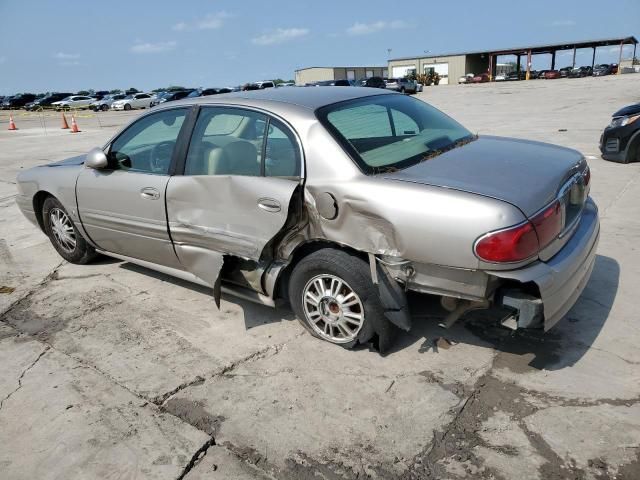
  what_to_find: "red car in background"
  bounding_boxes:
[544,70,561,79]
[471,73,490,83]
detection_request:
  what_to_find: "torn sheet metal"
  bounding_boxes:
[376,262,412,331]
[166,175,298,298]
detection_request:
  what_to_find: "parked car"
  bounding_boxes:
[593,64,613,77]
[543,70,561,79]
[2,93,37,109]
[111,93,153,110]
[494,73,507,81]
[385,78,418,94]
[25,92,74,111]
[568,66,593,78]
[89,94,127,112]
[92,91,110,101]
[277,82,295,87]
[241,83,261,91]
[256,81,275,89]
[363,77,386,89]
[51,95,95,111]
[187,88,227,98]
[149,90,193,107]
[600,102,640,163]
[14,88,598,351]
[471,73,490,83]
[506,71,525,81]
[559,67,573,78]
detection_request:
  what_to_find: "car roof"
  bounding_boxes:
[180,86,395,111]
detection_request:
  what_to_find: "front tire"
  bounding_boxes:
[42,197,98,264]
[101,104,109,112]
[288,249,388,349]
[124,103,132,111]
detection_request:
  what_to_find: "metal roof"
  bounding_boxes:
[295,66,385,72]
[389,36,638,61]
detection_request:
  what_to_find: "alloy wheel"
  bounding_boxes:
[49,207,76,253]
[302,274,364,343]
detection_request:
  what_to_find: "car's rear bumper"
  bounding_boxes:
[489,198,599,330]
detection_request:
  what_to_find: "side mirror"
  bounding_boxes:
[85,147,108,169]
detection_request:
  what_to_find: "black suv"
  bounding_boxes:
[25,92,74,111]
[2,93,37,109]
[600,103,640,163]
[363,77,386,89]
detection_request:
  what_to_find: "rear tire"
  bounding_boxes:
[288,248,388,350]
[42,197,98,264]
[101,104,109,112]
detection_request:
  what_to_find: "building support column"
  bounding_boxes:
[526,50,532,80]
[592,47,596,68]
[516,54,521,75]
[551,51,556,70]
[488,54,493,81]
[618,41,624,74]
[572,47,577,68]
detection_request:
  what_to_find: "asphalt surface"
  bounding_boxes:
[1,75,639,480]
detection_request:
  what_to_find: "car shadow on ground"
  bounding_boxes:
[390,254,620,371]
[118,263,297,330]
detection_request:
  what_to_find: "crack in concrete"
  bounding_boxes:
[176,436,216,480]
[0,345,49,411]
[0,261,64,320]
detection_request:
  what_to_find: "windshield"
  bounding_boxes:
[317,94,474,174]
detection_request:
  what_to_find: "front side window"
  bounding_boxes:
[318,94,473,174]
[108,108,187,174]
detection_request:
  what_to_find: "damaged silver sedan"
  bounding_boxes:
[15,88,599,351]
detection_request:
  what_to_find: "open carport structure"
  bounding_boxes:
[387,36,638,83]
[487,36,638,80]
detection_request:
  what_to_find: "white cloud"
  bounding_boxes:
[53,52,80,60]
[59,60,81,66]
[251,28,309,46]
[346,20,410,36]
[130,41,177,54]
[549,20,576,27]
[172,12,231,31]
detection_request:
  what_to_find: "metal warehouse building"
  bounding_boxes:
[388,36,638,84]
[295,66,387,85]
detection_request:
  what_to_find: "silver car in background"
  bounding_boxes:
[15,87,599,352]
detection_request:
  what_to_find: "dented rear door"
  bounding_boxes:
[166,106,302,291]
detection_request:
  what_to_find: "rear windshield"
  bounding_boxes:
[317,94,474,174]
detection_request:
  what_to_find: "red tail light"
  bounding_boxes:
[531,200,562,249]
[474,221,539,263]
[583,166,590,189]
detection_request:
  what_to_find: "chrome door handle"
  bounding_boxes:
[140,187,160,200]
[257,198,281,213]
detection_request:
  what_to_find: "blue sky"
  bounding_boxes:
[0,0,638,94]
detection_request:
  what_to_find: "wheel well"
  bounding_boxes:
[33,191,53,232]
[273,240,369,302]
[627,133,640,163]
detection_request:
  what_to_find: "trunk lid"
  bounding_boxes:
[383,135,587,217]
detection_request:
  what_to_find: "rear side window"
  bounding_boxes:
[184,107,301,177]
[185,107,267,176]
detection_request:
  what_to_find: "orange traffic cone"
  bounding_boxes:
[70,114,80,133]
[61,112,69,129]
[8,114,17,131]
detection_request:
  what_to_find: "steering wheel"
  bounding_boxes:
[149,141,175,173]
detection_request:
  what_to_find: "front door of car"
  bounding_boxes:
[76,107,190,269]
[166,106,302,290]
